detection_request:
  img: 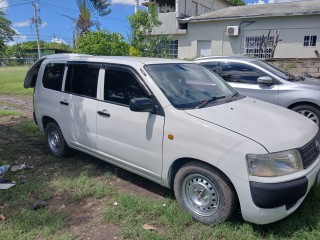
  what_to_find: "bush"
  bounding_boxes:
[76,31,130,56]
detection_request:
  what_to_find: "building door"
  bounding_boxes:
[197,41,211,57]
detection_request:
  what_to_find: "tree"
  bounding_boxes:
[76,31,129,56]
[65,0,111,37]
[89,0,111,16]
[227,0,245,6]
[0,10,16,56]
[128,3,171,57]
[259,30,281,58]
[6,41,72,57]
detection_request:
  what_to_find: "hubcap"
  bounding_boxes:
[48,128,61,152]
[183,174,219,217]
[298,110,319,125]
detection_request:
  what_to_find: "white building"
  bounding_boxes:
[143,0,320,59]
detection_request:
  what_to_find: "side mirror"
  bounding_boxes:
[257,76,273,85]
[130,98,156,113]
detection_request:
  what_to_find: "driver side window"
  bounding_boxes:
[221,63,264,84]
[104,68,148,106]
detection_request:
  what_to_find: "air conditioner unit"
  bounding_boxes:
[227,26,239,36]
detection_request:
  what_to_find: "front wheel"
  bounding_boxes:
[45,122,71,157]
[291,104,320,126]
[174,162,237,224]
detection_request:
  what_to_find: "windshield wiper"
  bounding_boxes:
[195,96,226,109]
[285,73,300,81]
[225,92,239,103]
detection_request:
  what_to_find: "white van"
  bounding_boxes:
[24,54,320,225]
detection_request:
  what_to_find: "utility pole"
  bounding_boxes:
[53,33,56,48]
[134,0,139,14]
[31,2,41,58]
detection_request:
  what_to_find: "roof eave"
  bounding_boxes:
[182,12,320,23]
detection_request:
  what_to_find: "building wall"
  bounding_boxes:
[177,15,320,59]
[153,12,187,35]
[266,58,320,79]
[180,0,230,16]
[152,0,229,35]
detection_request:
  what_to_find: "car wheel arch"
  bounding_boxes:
[288,101,320,111]
[167,158,236,192]
[42,116,59,130]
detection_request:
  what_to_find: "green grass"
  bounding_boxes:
[1,120,320,240]
[51,171,115,202]
[0,209,68,240]
[0,110,25,117]
[0,66,32,95]
[104,188,320,240]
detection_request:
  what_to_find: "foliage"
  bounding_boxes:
[128,3,171,58]
[5,41,72,58]
[227,0,245,6]
[88,0,111,16]
[0,10,16,56]
[129,46,141,57]
[65,0,111,37]
[76,31,129,56]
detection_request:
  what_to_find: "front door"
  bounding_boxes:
[220,62,279,105]
[96,66,164,181]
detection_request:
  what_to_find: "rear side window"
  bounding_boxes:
[42,63,65,91]
[65,63,100,98]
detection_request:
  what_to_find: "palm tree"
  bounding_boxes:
[89,0,111,16]
[65,0,111,36]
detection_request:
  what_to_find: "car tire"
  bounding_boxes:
[174,161,237,224]
[45,122,71,157]
[291,104,320,126]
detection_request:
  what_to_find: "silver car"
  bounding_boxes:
[195,56,320,125]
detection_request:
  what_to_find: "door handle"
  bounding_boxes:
[60,101,69,106]
[97,110,110,118]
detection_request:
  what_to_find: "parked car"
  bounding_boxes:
[195,56,320,125]
[24,54,320,225]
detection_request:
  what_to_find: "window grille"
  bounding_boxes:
[244,36,274,58]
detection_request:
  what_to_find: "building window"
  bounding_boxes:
[244,36,274,58]
[304,35,317,47]
[168,40,178,58]
[157,40,178,59]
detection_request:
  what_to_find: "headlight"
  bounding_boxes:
[246,149,303,177]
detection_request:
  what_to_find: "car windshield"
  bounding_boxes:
[144,63,236,109]
[252,60,304,81]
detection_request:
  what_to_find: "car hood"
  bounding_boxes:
[184,97,318,153]
[296,77,320,90]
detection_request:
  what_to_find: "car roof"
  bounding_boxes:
[42,54,189,66]
[195,56,256,63]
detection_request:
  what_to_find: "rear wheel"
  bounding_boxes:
[174,162,237,224]
[291,104,320,125]
[45,122,70,157]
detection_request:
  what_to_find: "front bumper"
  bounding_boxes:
[249,177,308,209]
[234,154,320,225]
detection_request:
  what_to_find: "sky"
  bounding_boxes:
[0,0,309,46]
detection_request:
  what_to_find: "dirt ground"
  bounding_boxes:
[0,94,172,240]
